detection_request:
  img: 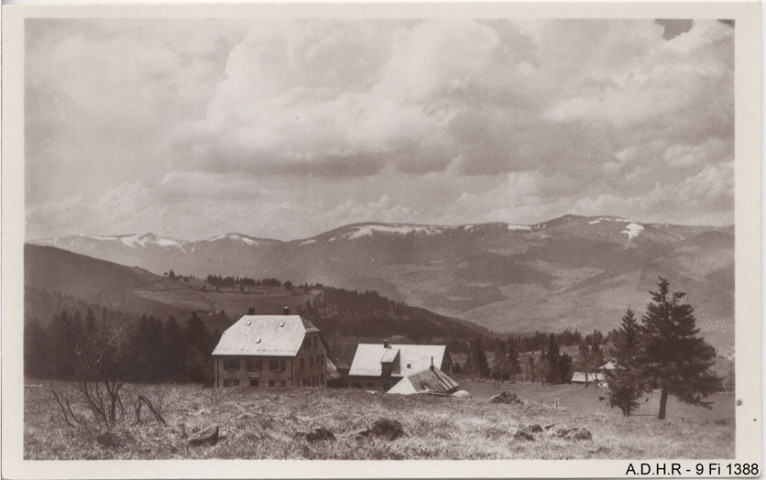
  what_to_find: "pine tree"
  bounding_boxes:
[641,278,722,419]
[545,334,560,384]
[163,316,187,382]
[25,317,50,378]
[185,312,213,382]
[576,343,593,387]
[606,307,644,416]
[492,339,509,386]
[507,343,520,382]
[469,338,490,378]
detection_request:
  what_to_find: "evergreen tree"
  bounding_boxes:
[469,338,490,378]
[558,353,573,384]
[48,309,82,379]
[163,316,187,382]
[185,312,213,382]
[606,307,644,416]
[25,317,50,378]
[576,343,594,387]
[507,343,521,382]
[545,334,560,384]
[491,339,509,384]
[135,315,164,382]
[641,278,722,419]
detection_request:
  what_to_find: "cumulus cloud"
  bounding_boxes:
[25,18,735,240]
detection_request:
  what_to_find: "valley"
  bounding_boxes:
[30,214,735,352]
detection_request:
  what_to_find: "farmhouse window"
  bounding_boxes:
[250,378,259,387]
[300,359,305,370]
[268,380,275,387]
[269,359,286,372]
[233,379,240,386]
[246,358,262,371]
[309,356,314,367]
[313,337,317,348]
[317,354,323,365]
[303,337,310,350]
[281,380,286,387]
[224,358,240,371]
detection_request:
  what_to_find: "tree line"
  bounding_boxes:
[25,309,222,384]
[456,278,723,420]
[204,275,284,288]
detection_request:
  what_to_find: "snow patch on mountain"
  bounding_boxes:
[507,224,532,231]
[120,234,147,248]
[157,237,183,248]
[116,233,187,250]
[90,235,120,241]
[621,223,644,240]
[347,224,445,239]
[299,239,316,246]
[589,216,629,225]
[206,233,260,246]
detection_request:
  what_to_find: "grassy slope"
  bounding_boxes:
[24,379,734,460]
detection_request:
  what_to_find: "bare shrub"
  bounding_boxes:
[50,306,165,430]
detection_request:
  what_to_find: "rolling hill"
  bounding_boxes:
[24,244,489,344]
[29,214,735,352]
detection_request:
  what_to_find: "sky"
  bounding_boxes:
[25,18,734,241]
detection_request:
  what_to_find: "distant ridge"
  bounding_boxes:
[27,214,734,352]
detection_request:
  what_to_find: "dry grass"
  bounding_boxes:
[24,379,734,460]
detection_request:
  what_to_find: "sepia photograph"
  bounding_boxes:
[1,2,762,478]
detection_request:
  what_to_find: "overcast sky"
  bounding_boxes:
[26,18,734,241]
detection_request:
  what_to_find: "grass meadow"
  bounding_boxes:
[24,377,734,460]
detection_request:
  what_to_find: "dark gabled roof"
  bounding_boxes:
[387,367,459,395]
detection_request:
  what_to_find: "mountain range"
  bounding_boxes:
[30,214,734,353]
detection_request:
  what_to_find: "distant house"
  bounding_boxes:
[571,372,605,384]
[386,366,460,395]
[212,307,331,388]
[571,362,615,385]
[348,341,453,392]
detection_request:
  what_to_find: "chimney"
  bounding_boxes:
[283,306,290,315]
[383,339,390,349]
[430,356,434,371]
[248,307,255,315]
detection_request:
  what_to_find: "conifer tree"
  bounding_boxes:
[641,278,722,419]
[606,307,644,416]
[507,342,521,382]
[545,334,560,384]
[25,317,50,378]
[469,338,490,378]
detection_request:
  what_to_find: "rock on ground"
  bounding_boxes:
[369,419,405,441]
[553,427,592,441]
[188,425,219,446]
[514,430,535,441]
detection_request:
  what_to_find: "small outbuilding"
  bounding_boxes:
[348,341,452,392]
[386,366,460,395]
[571,372,605,384]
